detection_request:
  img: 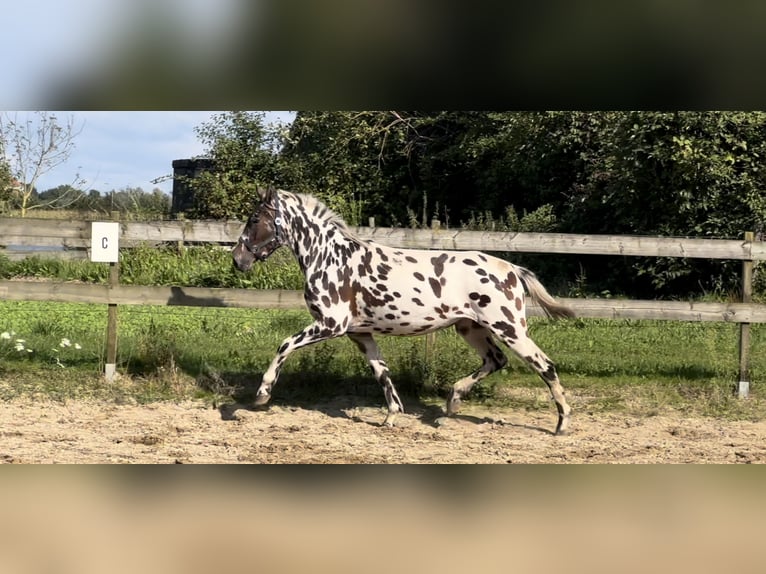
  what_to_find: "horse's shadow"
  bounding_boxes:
[444,412,552,435]
[209,371,551,434]
[210,371,391,424]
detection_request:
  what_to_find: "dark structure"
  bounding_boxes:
[171,158,216,217]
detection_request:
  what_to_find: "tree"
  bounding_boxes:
[279,111,405,224]
[99,187,171,219]
[280,111,551,227]
[280,111,483,225]
[552,111,766,295]
[0,155,13,213]
[187,111,284,219]
[0,112,85,216]
[36,184,94,211]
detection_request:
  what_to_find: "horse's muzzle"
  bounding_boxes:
[231,243,255,272]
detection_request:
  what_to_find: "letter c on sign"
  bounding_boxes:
[90,222,119,262]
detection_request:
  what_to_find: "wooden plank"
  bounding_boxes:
[0,236,89,249]
[4,218,766,260]
[1,249,88,261]
[131,220,763,260]
[0,218,90,239]
[530,297,766,323]
[0,219,239,246]
[106,285,306,308]
[352,228,766,261]
[0,281,306,309]
[122,220,244,243]
[2,280,766,322]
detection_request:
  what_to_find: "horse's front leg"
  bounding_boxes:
[254,321,339,406]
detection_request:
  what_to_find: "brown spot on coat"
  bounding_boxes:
[358,252,373,276]
[469,292,491,308]
[338,280,359,317]
[502,271,518,290]
[428,277,442,298]
[328,283,339,304]
[431,253,449,277]
[501,306,516,323]
[492,321,517,340]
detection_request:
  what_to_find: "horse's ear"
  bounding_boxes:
[257,186,277,205]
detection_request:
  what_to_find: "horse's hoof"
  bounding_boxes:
[253,392,271,406]
[446,392,461,416]
[382,414,397,427]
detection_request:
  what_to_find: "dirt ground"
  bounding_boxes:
[2,391,766,463]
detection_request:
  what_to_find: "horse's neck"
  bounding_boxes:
[286,215,356,273]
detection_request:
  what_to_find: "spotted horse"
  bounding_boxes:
[232,187,575,435]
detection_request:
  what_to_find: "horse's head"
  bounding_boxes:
[232,186,283,271]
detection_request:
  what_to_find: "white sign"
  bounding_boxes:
[91,222,120,262]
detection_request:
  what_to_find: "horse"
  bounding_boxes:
[232,187,574,435]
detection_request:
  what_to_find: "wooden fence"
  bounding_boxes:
[3,217,765,260]
[1,217,763,393]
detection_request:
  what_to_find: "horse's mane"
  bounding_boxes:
[291,192,370,246]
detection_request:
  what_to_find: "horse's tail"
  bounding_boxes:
[517,266,575,320]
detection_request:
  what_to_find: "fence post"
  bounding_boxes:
[176,211,186,253]
[738,231,754,398]
[424,218,440,362]
[104,214,120,382]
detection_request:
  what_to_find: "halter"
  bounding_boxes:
[241,193,284,259]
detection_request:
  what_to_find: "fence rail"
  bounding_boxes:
[1,280,764,323]
[2,218,766,260]
[1,216,763,392]
[357,228,766,260]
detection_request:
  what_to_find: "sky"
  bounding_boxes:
[23,111,295,195]
[0,2,295,195]
[2,0,249,108]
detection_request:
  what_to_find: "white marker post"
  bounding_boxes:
[90,222,120,263]
[91,222,120,381]
[738,231,754,399]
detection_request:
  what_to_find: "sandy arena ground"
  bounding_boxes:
[1,392,765,463]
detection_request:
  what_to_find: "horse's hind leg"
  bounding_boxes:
[490,326,571,435]
[347,333,405,426]
[447,319,508,416]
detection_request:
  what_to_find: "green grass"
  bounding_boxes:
[1,299,765,421]
[0,245,305,289]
